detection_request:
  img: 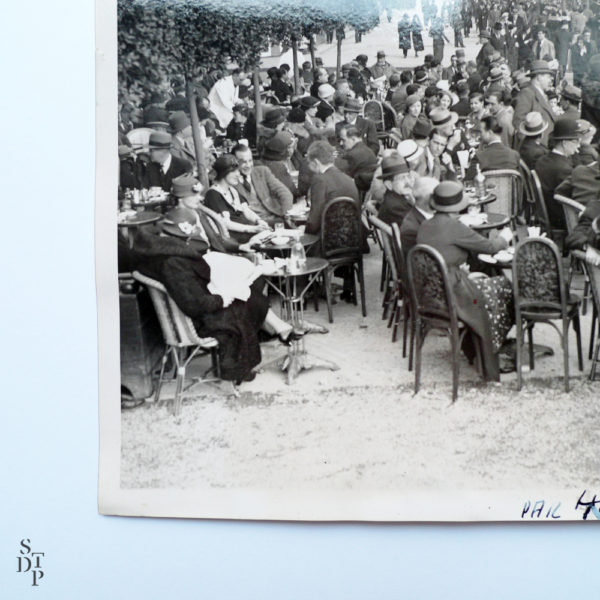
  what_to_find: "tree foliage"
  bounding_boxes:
[118,0,382,104]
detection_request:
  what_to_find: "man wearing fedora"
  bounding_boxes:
[476,31,495,69]
[399,176,438,255]
[376,156,415,227]
[169,111,197,164]
[335,98,379,155]
[369,51,394,81]
[560,85,582,121]
[535,117,582,229]
[232,143,293,223]
[142,131,193,191]
[516,111,549,169]
[513,60,556,144]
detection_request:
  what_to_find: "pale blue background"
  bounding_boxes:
[1,1,598,597]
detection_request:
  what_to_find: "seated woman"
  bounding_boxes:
[259,131,299,199]
[204,154,270,243]
[416,181,515,380]
[129,176,304,384]
[398,94,422,140]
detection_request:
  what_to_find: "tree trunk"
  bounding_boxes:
[336,36,343,80]
[291,37,300,94]
[253,68,263,148]
[187,80,208,188]
[309,35,316,69]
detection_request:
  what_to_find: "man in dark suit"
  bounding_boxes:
[305,141,360,239]
[399,176,438,254]
[142,131,193,191]
[565,199,600,266]
[451,81,471,117]
[513,60,556,144]
[466,115,520,178]
[516,111,549,170]
[232,144,293,223]
[335,98,380,155]
[376,156,415,227]
[335,125,378,192]
[476,31,495,69]
[555,162,600,206]
[535,118,582,229]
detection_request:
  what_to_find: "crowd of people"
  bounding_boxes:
[118,0,600,389]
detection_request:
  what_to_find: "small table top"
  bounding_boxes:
[117,211,162,227]
[471,212,510,231]
[258,233,318,253]
[465,191,496,207]
[264,256,328,278]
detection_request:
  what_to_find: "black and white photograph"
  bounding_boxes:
[98,0,600,521]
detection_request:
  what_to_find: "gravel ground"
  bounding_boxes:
[121,245,600,492]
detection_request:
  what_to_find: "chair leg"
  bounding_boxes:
[589,304,597,360]
[450,331,460,403]
[358,259,367,317]
[573,313,584,372]
[414,320,423,394]
[153,348,169,405]
[211,346,221,379]
[516,318,523,391]
[402,300,409,358]
[590,334,600,381]
[527,324,535,370]
[562,318,570,394]
[324,268,334,324]
[380,255,387,292]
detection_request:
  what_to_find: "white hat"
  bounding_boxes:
[317,83,335,99]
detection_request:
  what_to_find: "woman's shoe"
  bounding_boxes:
[278,327,305,345]
[235,371,257,385]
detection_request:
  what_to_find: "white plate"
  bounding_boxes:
[271,236,290,246]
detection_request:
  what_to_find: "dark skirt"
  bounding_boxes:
[412,31,424,52]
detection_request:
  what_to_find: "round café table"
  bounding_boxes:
[470,212,510,232]
[259,257,339,384]
[117,210,162,228]
[257,233,318,256]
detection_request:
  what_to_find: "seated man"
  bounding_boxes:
[517,111,549,170]
[232,144,293,223]
[141,131,193,191]
[555,161,600,206]
[377,156,415,227]
[466,115,520,179]
[535,117,582,229]
[400,176,439,255]
[304,140,360,241]
[335,97,379,155]
[565,199,600,266]
[335,125,378,192]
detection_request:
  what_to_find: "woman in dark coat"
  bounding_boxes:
[416,181,515,380]
[130,175,304,383]
[398,14,412,58]
[411,15,425,57]
[258,131,299,198]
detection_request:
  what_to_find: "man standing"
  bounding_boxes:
[335,98,379,155]
[532,29,556,60]
[336,125,378,192]
[207,69,249,129]
[232,144,293,223]
[369,51,394,81]
[512,60,557,143]
[430,18,450,64]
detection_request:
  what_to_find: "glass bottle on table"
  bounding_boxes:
[289,240,306,273]
[474,163,486,200]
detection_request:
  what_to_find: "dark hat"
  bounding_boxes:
[518,111,549,136]
[546,89,558,101]
[169,111,190,133]
[143,106,169,125]
[261,108,287,128]
[493,22,503,30]
[562,85,582,103]
[528,60,554,76]
[488,67,504,82]
[149,91,168,105]
[456,80,470,94]
[287,107,306,123]
[162,207,207,242]
[170,174,200,198]
[149,131,172,149]
[455,48,466,58]
[300,95,320,109]
[429,108,459,128]
[377,50,386,58]
[315,103,334,121]
[262,131,294,161]
[213,154,239,179]
[165,96,188,112]
[430,181,469,212]
[356,54,368,64]
[378,156,410,180]
[479,30,491,38]
[405,94,421,108]
[315,57,324,65]
[489,51,503,64]
[344,98,362,113]
[414,69,428,83]
[411,118,433,138]
[424,54,434,64]
[552,117,582,140]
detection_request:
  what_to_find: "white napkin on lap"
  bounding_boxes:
[204,252,262,302]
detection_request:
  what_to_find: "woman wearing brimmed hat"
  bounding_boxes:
[516,111,549,169]
[399,94,423,140]
[259,131,299,198]
[534,117,582,229]
[573,119,599,166]
[416,181,515,379]
[257,107,288,155]
[204,154,270,243]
